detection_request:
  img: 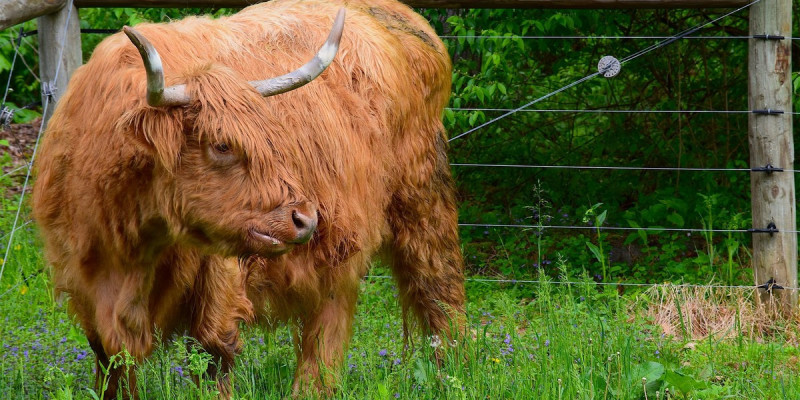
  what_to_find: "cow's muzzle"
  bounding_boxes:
[249,202,318,254]
[288,204,318,244]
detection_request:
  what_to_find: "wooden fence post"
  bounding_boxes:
[748,0,795,313]
[37,3,81,128]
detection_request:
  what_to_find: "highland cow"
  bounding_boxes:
[32,0,464,397]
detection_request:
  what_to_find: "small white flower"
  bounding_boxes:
[430,334,442,349]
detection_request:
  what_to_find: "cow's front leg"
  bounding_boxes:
[112,267,156,357]
[88,332,137,400]
[90,267,155,399]
[292,281,359,396]
[189,256,253,398]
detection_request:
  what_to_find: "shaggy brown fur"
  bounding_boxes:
[32,0,464,397]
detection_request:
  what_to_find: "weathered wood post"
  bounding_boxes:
[37,2,81,127]
[748,0,795,313]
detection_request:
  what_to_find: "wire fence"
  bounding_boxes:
[441,35,800,40]
[0,0,796,301]
[447,108,800,115]
[0,0,75,288]
[362,274,800,291]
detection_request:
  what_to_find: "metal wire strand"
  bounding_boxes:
[458,222,759,234]
[362,275,800,291]
[447,0,763,143]
[440,35,786,41]
[450,163,779,172]
[1,28,23,107]
[1,163,32,179]
[0,1,75,285]
[447,108,799,115]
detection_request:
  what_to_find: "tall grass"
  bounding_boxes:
[2,237,799,399]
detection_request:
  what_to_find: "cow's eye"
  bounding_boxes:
[213,142,231,154]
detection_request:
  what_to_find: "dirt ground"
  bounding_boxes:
[0,118,42,194]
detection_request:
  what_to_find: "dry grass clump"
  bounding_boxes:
[641,284,800,344]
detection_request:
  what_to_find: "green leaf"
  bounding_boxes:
[413,358,429,384]
[664,370,710,394]
[666,213,684,227]
[377,383,389,398]
[475,87,484,103]
[468,111,478,126]
[632,361,666,398]
[487,83,496,97]
[586,241,603,263]
[0,54,11,72]
[443,108,455,126]
[497,83,507,95]
[13,108,40,124]
[596,210,607,227]
[627,219,647,244]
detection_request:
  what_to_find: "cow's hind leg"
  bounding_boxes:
[292,279,360,396]
[387,135,466,342]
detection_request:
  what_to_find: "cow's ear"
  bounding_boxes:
[117,106,185,171]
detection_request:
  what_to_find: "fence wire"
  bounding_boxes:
[1,28,23,108]
[0,0,75,285]
[448,108,799,115]
[447,0,763,143]
[450,163,789,173]
[362,274,800,291]
[457,222,789,234]
[441,35,799,41]
[0,0,795,303]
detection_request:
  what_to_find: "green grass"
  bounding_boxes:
[1,228,799,400]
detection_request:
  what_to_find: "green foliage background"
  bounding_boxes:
[0,5,799,286]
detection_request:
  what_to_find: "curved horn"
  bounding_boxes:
[123,26,190,107]
[250,8,346,97]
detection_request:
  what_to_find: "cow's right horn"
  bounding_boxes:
[249,8,346,97]
[123,26,191,107]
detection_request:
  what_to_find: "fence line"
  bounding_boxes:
[0,0,75,284]
[618,0,760,64]
[0,0,795,303]
[2,265,792,301]
[0,219,33,242]
[2,163,32,179]
[457,223,781,234]
[1,29,23,108]
[448,108,799,115]
[441,35,797,41]
[450,163,793,173]
[447,0,761,142]
[362,274,799,291]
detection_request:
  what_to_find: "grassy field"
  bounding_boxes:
[1,221,799,400]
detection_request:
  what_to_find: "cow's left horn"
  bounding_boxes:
[250,8,346,97]
[123,26,191,107]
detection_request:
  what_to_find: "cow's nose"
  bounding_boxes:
[289,207,317,244]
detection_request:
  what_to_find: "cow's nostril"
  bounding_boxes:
[290,209,317,244]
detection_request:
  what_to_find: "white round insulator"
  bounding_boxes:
[597,56,621,78]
